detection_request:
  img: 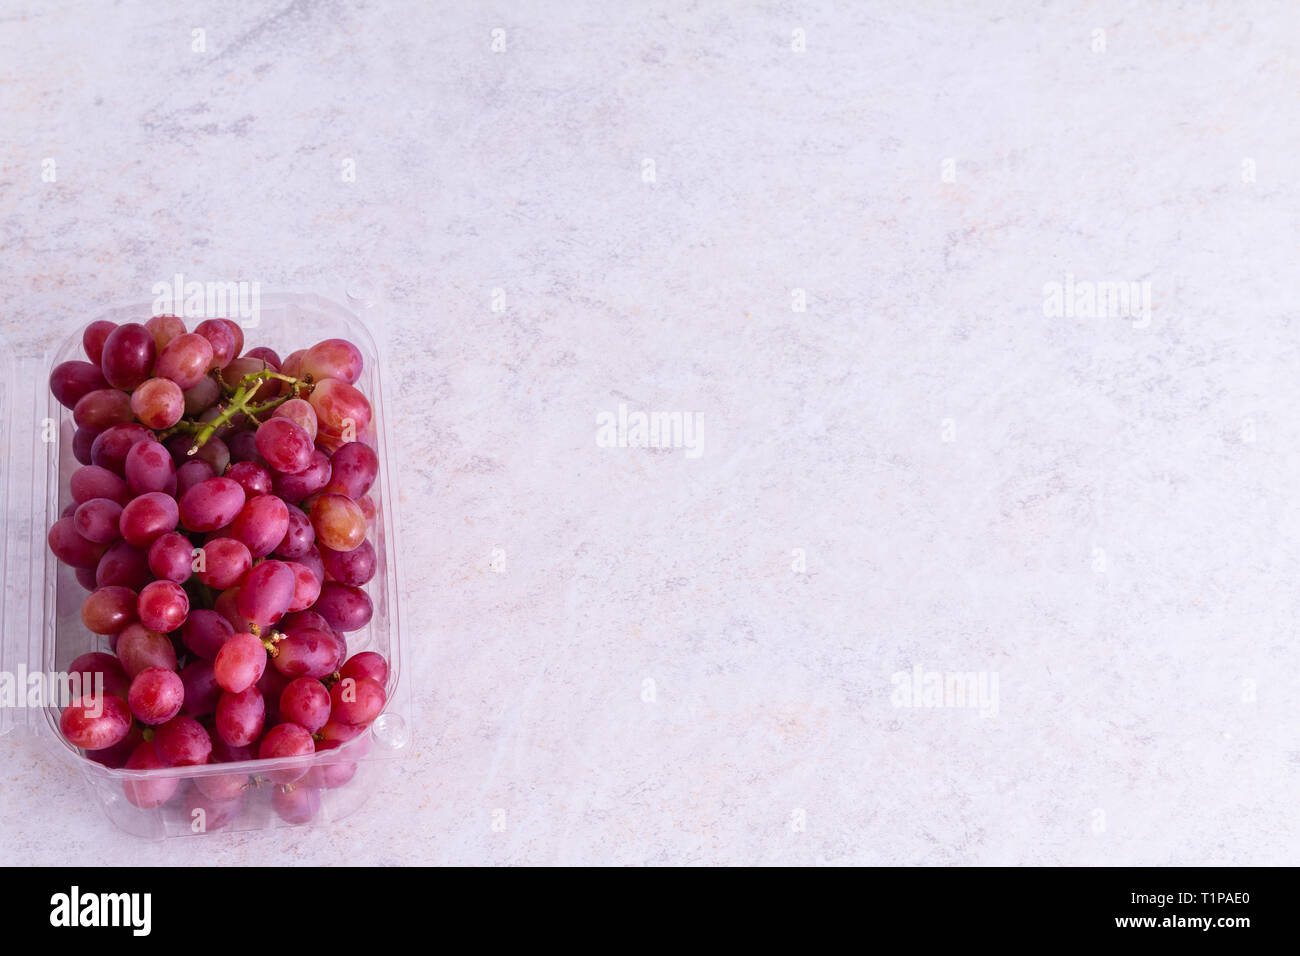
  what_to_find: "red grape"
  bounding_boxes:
[273,449,331,504]
[157,332,215,389]
[180,659,222,717]
[122,740,180,808]
[80,585,138,634]
[95,540,151,590]
[82,320,117,365]
[179,477,246,532]
[214,632,268,694]
[258,722,315,782]
[68,651,130,698]
[255,418,313,474]
[176,459,216,496]
[279,678,331,732]
[73,425,101,465]
[145,314,186,351]
[271,627,338,680]
[339,651,388,687]
[195,319,238,368]
[194,537,251,590]
[235,560,295,627]
[320,539,376,586]
[147,531,194,583]
[308,493,365,551]
[272,398,317,440]
[73,497,123,544]
[128,667,185,725]
[227,461,272,497]
[329,676,385,725]
[90,423,153,474]
[60,694,132,750]
[73,388,134,429]
[124,439,177,496]
[119,491,179,547]
[137,579,189,632]
[116,622,178,677]
[324,442,378,498]
[182,609,234,660]
[183,374,221,415]
[301,338,363,385]
[273,508,315,559]
[130,377,185,429]
[215,686,265,747]
[71,464,130,505]
[272,784,321,824]
[231,494,289,558]
[285,560,322,612]
[100,322,157,390]
[154,715,212,767]
[50,360,109,409]
[312,581,373,632]
[48,517,108,568]
[309,378,372,443]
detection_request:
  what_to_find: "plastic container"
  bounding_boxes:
[1,291,409,837]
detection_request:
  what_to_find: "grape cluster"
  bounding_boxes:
[48,315,389,826]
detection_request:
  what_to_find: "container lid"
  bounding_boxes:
[1,354,57,737]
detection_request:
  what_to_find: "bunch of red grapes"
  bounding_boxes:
[47,314,388,825]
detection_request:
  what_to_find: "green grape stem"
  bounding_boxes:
[185,368,313,456]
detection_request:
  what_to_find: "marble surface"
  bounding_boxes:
[2,0,1299,865]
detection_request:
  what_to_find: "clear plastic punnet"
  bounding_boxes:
[1,291,409,837]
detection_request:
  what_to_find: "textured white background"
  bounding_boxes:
[2,0,1299,865]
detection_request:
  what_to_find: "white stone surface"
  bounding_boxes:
[2,0,1299,865]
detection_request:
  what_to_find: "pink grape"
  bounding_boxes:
[325,442,378,498]
[128,667,185,725]
[90,423,153,474]
[226,429,265,466]
[214,632,268,694]
[312,581,373,632]
[208,730,255,765]
[183,375,221,415]
[48,517,108,569]
[194,318,239,368]
[231,494,289,558]
[100,322,157,390]
[182,609,234,660]
[306,757,358,789]
[222,355,282,402]
[147,531,194,583]
[320,539,376,587]
[116,622,178,677]
[255,418,313,474]
[68,652,130,698]
[80,585,138,635]
[180,659,222,717]
[189,435,232,476]
[272,398,317,440]
[308,378,372,443]
[179,477,245,532]
[256,666,289,725]
[245,345,280,366]
[130,377,185,429]
[329,676,386,725]
[296,545,325,588]
[73,426,100,465]
[184,789,244,832]
[308,493,365,551]
[214,586,246,631]
[72,497,123,544]
[215,686,265,747]
[154,715,212,767]
[71,464,130,505]
[226,461,272,497]
[75,566,98,591]
[285,560,322,612]
[279,678,331,733]
[122,741,179,808]
[236,559,295,627]
[318,718,366,744]
[176,459,216,496]
[273,449,331,504]
[84,723,143,769]
[82,320,117,365]
[124,439,177,496]
[301,338,363,385]
[137,579,189,632]
[273,508,315,559]
[60,694,132,750]
[50,360,108,409]
[339,651,389,687]
[119,491,179,547]
[145,314,186,351]
[157,332,215,389]
[194,771,248,801]
[73,388,134,429]
[95,540,151,590]
[271,628,338,680]
[280,349,305,377]
[258,723,315,782]
[272,784,321,824]
[196,537,252,589]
